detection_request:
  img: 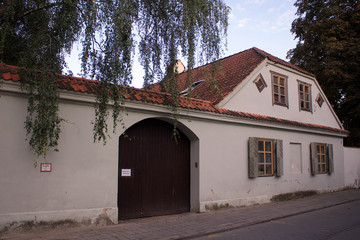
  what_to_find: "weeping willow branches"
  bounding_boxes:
[0,0,229,157]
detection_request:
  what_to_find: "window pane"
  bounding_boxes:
[280,78,285,86]
[266,153,272,163]
[274,95,279,102]
[273,76,278,84]
[259,153,264,163]
[258,141,264,151]
[306,102,310,109]
[274,87,279,93]
[265,141,271,151]
[300,93,304,100]
[259,165,264,175]
[280,87,285,94]
[300,84,303,91]
[266,164,273,175]
[281,96,285,104]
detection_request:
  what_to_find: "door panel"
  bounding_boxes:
[118,119,190,219]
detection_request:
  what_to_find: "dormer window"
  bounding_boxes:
[271,72,288,107]
[180,80,205,96]
[254,74,266,92]
[298,81,312,112]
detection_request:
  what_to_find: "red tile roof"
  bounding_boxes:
[0,63,348,135]
[252,47,315,77]
[151,47,315,105]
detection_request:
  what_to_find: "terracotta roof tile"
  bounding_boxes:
[0,63,347,135]
[151,47,315,105]
[252,47,315,77]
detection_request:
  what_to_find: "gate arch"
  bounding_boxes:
[118,118,191,219]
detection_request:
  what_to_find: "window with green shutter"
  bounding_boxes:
[310,142,334,175]
[248,137,283,178]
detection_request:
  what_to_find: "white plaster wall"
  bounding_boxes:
[344,147,360,188]
[0,87,346,230]
[0,90,200,230]
[182,118,345,211]
[220,62,341,129]
[0,92,120,226]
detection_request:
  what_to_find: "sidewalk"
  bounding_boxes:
[2,189,360,240]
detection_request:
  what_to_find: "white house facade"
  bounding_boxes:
[0,48,351,233]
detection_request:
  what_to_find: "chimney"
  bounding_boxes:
[174,59,185,74]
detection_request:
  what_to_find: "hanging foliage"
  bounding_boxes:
[0,0,229,157]
[21,69,63,161]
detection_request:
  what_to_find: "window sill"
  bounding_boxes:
[273,103,288,108]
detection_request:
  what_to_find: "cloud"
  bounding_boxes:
[234,3,246,12]
[245,0,267,4]
[236,18,250,28]
[275,9,296,30]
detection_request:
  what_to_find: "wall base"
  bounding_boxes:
[0,207,118,236]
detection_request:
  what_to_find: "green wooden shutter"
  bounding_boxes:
[310,142,318,175]
[275,139,283,177]
[248,137,258,178]
[327,144,334,174]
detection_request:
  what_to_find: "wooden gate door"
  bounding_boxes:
[118,119,190,219]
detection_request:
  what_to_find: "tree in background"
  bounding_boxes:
[0,0,229,158]
[288,0,360,146]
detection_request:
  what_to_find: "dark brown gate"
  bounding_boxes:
[118,119,190,219]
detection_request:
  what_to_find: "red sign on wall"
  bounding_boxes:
[40,163,52,172]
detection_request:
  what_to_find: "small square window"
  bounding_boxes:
[254,74,266,92]
[316,93,324,107]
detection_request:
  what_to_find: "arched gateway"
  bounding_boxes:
[118,118,190,219]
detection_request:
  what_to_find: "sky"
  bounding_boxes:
[64,0,299,88]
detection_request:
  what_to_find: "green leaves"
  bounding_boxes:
[289,0,360,146]
[21,69,63,159]
[0,0,229,157]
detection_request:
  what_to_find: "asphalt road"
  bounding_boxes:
[194,200,360,240]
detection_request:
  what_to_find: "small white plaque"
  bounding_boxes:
[40,163,52,172]
[121,169,131,177]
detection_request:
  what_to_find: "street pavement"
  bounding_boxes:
[1,189,360,240]
[195,199,360,239]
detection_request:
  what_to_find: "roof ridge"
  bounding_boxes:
[178,47,258,76]
[251,47,267,59]
[251,47,315,77]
